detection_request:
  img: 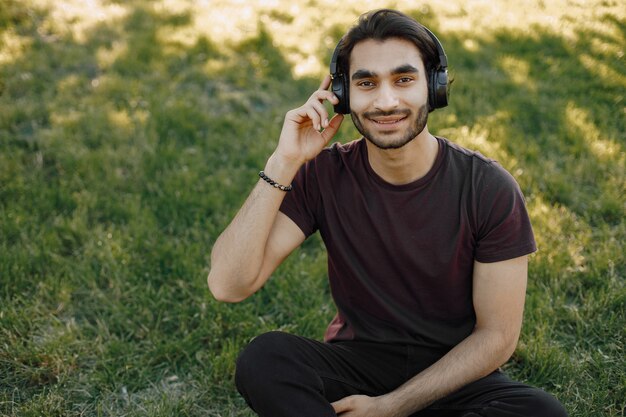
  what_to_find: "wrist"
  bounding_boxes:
[264,152,302,184]
[377,392,411,417]
[258,171,292,192]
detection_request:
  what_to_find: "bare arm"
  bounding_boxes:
[332,255,529,417]
[208,76,344,302]
[207,163,304,302]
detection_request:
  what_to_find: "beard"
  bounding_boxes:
[351,103,429,150]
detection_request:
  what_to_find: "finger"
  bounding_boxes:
[287,106,311,127]
[331,399,348,413]
[292,102,321,128]
[310,89,339,106]
[302,106,322,131]
[319,74,332,90]
[309,99,330,129]
[320,113,344,142]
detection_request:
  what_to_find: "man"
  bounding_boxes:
[208,9,568,417]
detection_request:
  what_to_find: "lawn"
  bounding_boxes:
[0,0,624,416]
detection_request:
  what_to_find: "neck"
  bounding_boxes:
[365,127,438,185]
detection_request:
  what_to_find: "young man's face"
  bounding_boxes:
[348,37,430,150]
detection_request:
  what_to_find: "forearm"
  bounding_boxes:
[208,153,300,301]
[383,327,517,416]
[208,76,343,302]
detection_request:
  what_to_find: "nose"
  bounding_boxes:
[373,82,399,111]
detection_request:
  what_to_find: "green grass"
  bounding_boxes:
[0,0,624,416]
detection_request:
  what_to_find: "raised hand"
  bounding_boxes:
[274,75,344,167]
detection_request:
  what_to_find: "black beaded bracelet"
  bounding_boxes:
[258,171,293,192]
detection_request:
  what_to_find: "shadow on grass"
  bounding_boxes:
[446,19,624,221]
[0,1,623,416]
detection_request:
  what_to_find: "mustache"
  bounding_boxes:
[363,109,411,118]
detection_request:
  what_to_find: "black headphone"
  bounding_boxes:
[329,27,449,114]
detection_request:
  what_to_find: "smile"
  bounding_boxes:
[369,116,407,125]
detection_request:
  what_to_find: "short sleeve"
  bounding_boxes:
[474,163,537,263]
[279,160,321,238]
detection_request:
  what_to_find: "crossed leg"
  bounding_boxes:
[235,331,568,417]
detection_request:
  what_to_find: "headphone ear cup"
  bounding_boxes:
[428,68,437,112]
[332,74,350,114]
[329,40,350,115]
[428,68,449,111]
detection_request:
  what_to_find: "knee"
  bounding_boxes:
[520,388,568,417]
[543,391,568,417]
[236,331,293,370]
[478,386,568,417]
[235,331,293,390]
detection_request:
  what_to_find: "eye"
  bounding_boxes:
[396,76,414,84]
[356,80,375,88]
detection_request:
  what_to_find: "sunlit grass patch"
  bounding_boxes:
[0,0,624,416]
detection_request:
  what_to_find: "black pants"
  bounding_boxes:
[235,331,568,417]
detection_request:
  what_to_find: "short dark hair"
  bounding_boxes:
[337,9,440,77]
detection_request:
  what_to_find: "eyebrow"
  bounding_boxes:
[351,64,420,81]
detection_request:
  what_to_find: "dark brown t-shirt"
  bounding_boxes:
[280,137,536,354]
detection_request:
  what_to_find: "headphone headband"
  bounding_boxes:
[329,25,450,114]
[422,27,448,69]
[329,42,342,75]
